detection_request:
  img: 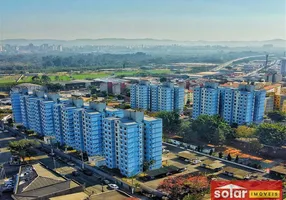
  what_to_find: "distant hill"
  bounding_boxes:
[1,38,285,47]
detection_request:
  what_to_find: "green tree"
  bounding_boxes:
[218,152,223,158]
[256,123,286,147]
[249,140,263,153]
[235,155,239,163]
[156,111,181,135]
[45,83,64,92]
[31,75,41,83]
[8,139,40,161]
[143,160,155,171]
[190,115,234,145]
[235,125,256,138]
[41,75,51,84]
[55,75,60,81]
[267,111,286,122]
[160,77,167,83]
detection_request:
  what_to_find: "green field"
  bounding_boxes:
[0,75,20,83]
[0,69,171,85]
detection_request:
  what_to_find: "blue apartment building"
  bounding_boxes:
[130,80,151,110]
[40,94,60,137]
[131,81,185,113]
[193,82,266,125]
[11,91,23,123]
[192,82,220,119]
[103,110,162,177]
[143,116,163,170]
[20,95,29,128]
[73,108,84,151]
[11,88,163,178]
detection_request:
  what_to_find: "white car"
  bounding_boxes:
[67,162,75,167]
[108,184,119,190]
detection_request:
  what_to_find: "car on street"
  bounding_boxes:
[72,171,80,176]
[67,162,75,167]
[108,184,119,190]
[103,179,110,185]
[82,169,93,176]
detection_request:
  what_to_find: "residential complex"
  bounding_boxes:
[131,81,185,113]
[10,88,163,177]
[281,58,286,76]
[193,82,266,125]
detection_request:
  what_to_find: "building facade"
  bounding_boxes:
[193,82,266,125]
[193,82,220,119]
[11,89,163,177]
[11,91,23,123]
[131,81,185,113]
[281,58,286,76]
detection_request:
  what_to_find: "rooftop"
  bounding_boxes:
[270,165,286,175]
[143,116,159,121]
[13,163,82,200]
[178,151,199,160]
[119,118,138,125]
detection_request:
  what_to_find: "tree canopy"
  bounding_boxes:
[267,111,286,122]
[155,111,181,135]
[256,123,286,147]
[235,125,256,138]
[9,139,40,161]
[189,115,234,145]
[157,174,209,200]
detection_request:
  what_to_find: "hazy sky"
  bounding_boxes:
[0,0,285,41]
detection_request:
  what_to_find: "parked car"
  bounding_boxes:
[67,162,75,167]
[103,179,110,185]
[178,167,187,172]
[82,169,93,176]
[108,184,119,190]
[48,152,55,157]
[184,159,190,163]
[191,159,201,165]
[72,171,80,176]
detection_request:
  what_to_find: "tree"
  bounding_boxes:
[249,140,263,153]
[227,153,232,161]
[143,160,155,171]
[235,155,239,163]
[160,77,167,83]
[256,123,286,147]
[235,125,256,138]
[41,75,51,84]
[9,139,40,161]
[55,75,60,81]
[31,75,41,83]
[190,115,234,145]
[209,149,213,156]
[45,83,64,92]
[157,174,209,200]
[267,111,286,122]
[156,111,181,135]
[218,152,223,158]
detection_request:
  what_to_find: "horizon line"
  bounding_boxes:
[1,37,285,43]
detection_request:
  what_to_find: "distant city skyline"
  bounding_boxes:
[0,0,285,41]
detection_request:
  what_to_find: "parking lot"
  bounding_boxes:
[139,143,267,191]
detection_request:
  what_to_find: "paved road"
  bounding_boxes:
[211,55,266,71]
[31,148,109,195]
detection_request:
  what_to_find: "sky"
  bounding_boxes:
[0,0,285,41]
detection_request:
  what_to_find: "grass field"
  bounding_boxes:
[0,69,171,85]
[0,75,20,83]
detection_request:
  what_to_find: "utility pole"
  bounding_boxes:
[81,151,84,169]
